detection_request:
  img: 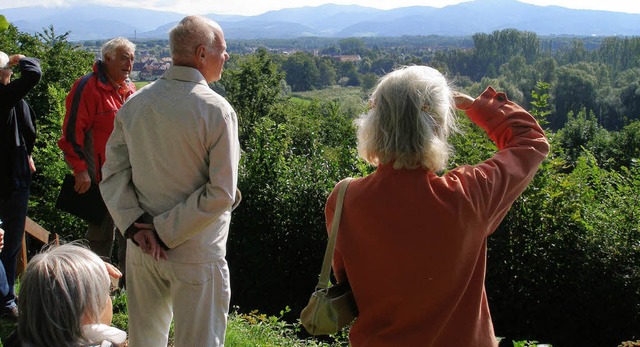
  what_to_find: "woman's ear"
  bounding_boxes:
[100,295,113,325]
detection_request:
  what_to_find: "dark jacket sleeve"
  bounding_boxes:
[0,57,42,118]
[16,100,37,154]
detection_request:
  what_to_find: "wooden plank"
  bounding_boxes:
[25,217,50,243]
[17,217,58,275]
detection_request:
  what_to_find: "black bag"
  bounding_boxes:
[55,174,108,225]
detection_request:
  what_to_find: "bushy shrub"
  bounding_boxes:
[487,151,640,346]
[227,99,367,321]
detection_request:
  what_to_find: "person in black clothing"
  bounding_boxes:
[0,225,8,297]
[0,50,41,321]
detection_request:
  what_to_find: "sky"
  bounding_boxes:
[1,0,639,16]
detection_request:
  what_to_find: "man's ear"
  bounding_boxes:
[196,45,207,60]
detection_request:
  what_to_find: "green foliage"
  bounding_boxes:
[554,109,611,169]
[608,122,640,170]
[0,15,9,31]
[619,81,640,122]
[226,307,346,347]
[216,42,640,346]
[0,319,16,346]
[530,81,551,127]
[512,341,549,347]
[221,48,367,319]
[447,107,501,169]
[227,103,366,318]
[551,65,598,129]
[595,37,640,73]
[110,290,129,332]
[359,72,378,92]
[487,151,640,346]
[281,52,321,92]
[220,48,286,145]
[463,29,540,80]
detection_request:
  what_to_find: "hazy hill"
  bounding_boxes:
[1,0,639,41]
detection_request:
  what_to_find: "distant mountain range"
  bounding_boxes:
[2,0,639,41]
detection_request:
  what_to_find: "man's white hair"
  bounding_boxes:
[169,15,221,61]
[100,37,135,60]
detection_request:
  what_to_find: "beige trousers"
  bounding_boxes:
[126,243,230,347]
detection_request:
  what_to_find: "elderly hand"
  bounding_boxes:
[453,91,475,111]
[74,170,92,194]
[104,261,122,279]
[8,54,25,66]
[132,226,168,261]
[28,155,36,173]
[104,261,122,294]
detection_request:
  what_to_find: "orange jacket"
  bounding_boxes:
[326,87,549,347]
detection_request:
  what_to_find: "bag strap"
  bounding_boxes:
[316,177,353,290]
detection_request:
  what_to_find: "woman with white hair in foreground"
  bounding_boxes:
[325,65,549,346]
[5,244,126,347]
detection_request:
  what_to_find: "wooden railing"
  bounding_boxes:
[16,217,59,275]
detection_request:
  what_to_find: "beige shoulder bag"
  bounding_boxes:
[300,177,358,335]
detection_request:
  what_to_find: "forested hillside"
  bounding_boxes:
[3,21,639,347]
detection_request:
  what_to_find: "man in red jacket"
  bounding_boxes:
[58,37,136,284]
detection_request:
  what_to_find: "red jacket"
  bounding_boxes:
[326,87,549,347]
[58,61,135,183]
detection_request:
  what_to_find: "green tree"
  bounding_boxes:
[488,153,640,347]
[317,57,337,88]
[557,39,589,65]
[220,48,286,146]
[555,109,610,168]
[338,38,366,55]
[281,52,320,92]
[360,72,378,92]
[607,121,640,170]
[227,99,365,318]
[471,29,540,80]
[337,61,360,87]
[595,36,640,73]
[619,81,640,121]
[369,56,396,75]
[551,65,598,129]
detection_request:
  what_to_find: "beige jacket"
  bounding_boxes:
[101,66,240,263]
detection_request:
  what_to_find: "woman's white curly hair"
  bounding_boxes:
[356,65,457,171]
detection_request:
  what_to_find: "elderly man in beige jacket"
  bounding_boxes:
[100,15,240,347]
